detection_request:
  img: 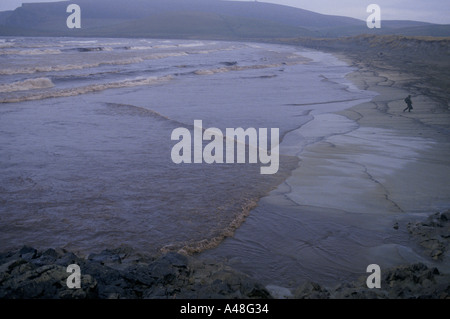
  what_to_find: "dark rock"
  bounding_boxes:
[9,260,35,276]
[333,284,385,299]
[0,259,27,274]
[88,250,122,265]
[322,263,449,299]
[0,263,97,299]
[407,210,450,260]
[2,243,448,299]
[293,281,330,299]
[82,262,125,286]
[19,246,37,261]
[32,248,60,266]
[246,286,272,299]
[142,285,168,299]
[149,261,177,285]
[440,210,450,221]
[96,285,129,299]
[54,251,83,267]
[147,253,189,286]
[162,252,188,268]
[124,264,156,286]
[42,248,59,259]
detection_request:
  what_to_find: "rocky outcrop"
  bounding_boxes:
[407,211,450,260]
[291,210,450,299]
[1,210,449,299]
[2,245,449,299]
[0,246,270,299]
[292,263,449,299]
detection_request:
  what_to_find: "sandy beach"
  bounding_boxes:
[293,49,450,296]
[199,37,450,295]
[334,57,450,216]
[299,48,450,270]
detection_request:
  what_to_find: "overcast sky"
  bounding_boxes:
[0,0,449,24]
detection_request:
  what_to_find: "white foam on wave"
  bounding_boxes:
[0,75,173,103]
[152,44,177,49]
[107,57,145,65]
[0,64,92,76]
[193,61,304,76]
[191,50,219,54]
[0,77,55,93]
[146,52,189,59]
[128,46,152,51]
[0,49,62,56]
[178,42,206,48]
[60,40,98,44]
[0,52,188,76]
[0,39,14,48]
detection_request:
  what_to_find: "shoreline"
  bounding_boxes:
[296,43,450,287]
[335,47,450,216]
[197,41,450,295]
[1,38,450,299]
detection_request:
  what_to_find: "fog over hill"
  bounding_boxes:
[0,0,448,39]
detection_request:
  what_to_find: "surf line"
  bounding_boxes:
[171,120,279,175]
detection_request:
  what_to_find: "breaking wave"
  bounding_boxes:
[193,63,283,75]
[177,42,206,48]
[60,40,98,44]
[66,47,113,53]
[0,75,173,103]
[192,60,308,76]
[0,39,14,48]
[0,77,54,93]
[125,46,152,51]
[0,53,189,75]
[0,49,62,55]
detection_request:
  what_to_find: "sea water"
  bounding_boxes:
[1,37,390,287]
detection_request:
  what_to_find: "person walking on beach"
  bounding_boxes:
[403,95,413,112]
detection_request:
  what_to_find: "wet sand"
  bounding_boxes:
[200,43,450,291]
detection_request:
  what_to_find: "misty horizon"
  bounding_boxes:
[0,0,449,25]
[1,0,449,39]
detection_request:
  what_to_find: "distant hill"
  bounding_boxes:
[0,0,448,39]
